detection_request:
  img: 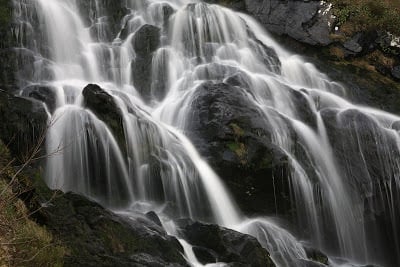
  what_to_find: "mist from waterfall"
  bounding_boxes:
[11,0,400,266]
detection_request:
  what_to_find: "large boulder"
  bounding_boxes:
[187,82,291,216]
[175,219,275,266]
[131,24,161,101]
[82,84,125,152]
[0,89,48,159]
[32,190,187,267]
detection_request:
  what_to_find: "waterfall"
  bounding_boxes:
[11,0,400,266]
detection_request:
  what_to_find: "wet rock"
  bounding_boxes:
[131,24,161,101]
[321,108,400,266]
[33,191,187,267]
[0,48,36,91]
[21,85,57,113]
[0,89,48,159]
[192,246,218,264]
[82,84,125,152]
[392,121,400,131]
[249,37,282,73]
[77,0,129,40]
[145,211,163,227]
[304,246,329,265]
[175,219,275,266]
[187,82,291,216]
[238,0,334,46]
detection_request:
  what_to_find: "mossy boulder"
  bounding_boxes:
[187,82,291,216]
[32,191,187,267]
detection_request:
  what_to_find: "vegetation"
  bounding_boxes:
[332,0,400,35]
[0,0,11,27]
[0,141,66,267]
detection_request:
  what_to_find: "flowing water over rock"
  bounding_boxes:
[11,0,400,266]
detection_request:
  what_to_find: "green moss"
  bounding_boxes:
[0,0,12,27]
[332,0,400,35]
[227,142,247,164]
[230,123,245,137]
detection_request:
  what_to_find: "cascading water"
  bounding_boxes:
[11,0,400,266]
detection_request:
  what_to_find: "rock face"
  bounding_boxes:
[0,90,48,158]
[321,108,400,266]
[131,24,161,101]
[76,0,129,41]
[206,0,334,46]
[33,191,187,267]
[187,82,291,216]
[21,85,57,113]
[175,219,275,266]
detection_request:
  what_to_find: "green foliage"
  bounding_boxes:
[332,0,400,35]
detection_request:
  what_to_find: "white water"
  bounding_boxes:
[12,0,400,266]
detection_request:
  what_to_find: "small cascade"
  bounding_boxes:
[10,0,400,266]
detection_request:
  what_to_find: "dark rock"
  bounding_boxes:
[145,211,163,227]
[321,108,400,266]
[304,245,329,265]
[0,48,36,91]
[82,84,125,152]
[232,0,334,46]
[132,24,161,55]
[343,38,363,54]
[391,65,400,81]
[342,31,378,57]
[392,121,400,131]
[175,219,275,266]
[32,190,187,267]
[0,89,48,159]
[192,246,218,264]
[187,82,291,216]
[21,84,57,113]
[131,24,161,101]
[304,55,400,115]
[77,0,129,41]
[249,37,282,73]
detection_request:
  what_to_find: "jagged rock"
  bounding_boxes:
[187,82,291,216]
[21,85,57,113]
[33,191,187,267]
[0,89,48,159]
[131,24,161,101]
[175,219,275,266]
